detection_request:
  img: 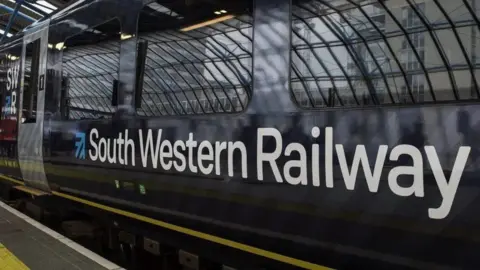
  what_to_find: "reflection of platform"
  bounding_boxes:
[0,201,123,270]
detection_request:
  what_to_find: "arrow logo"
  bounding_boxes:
[4,96,10,116]
[75,132,86,159]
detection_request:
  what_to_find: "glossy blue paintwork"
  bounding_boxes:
[0,0,479,269]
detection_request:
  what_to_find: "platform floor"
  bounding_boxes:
[0,200,124,270]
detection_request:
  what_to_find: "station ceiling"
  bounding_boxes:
[0,0,72,37]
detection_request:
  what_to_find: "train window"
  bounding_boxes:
[290,0,480,108]
[135,0,253,116]
[61,19,120,120]
[23,39,42,122]
[0,44,21,123]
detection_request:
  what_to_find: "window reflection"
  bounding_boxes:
[291,0,480,108]
[136,1,253,116]
[62,19,121,120]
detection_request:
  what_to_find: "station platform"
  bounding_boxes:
[0,200,124,270]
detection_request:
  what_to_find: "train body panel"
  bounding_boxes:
[0,0,478,269]
[44,104,480,269]
[18,24,50,191]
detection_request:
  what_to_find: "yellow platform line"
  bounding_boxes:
[0,243,30,270]
[0,175,23,186]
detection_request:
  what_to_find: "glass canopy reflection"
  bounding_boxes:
[59,0,480,119]
[292,0,480,108]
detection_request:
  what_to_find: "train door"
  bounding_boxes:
[17,23,50,191]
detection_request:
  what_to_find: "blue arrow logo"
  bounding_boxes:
[4,96,10,116]
[75,132,86,159]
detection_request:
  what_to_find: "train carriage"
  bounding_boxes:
[0,0,479,269]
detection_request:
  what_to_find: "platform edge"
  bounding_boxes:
[0,201,125,270]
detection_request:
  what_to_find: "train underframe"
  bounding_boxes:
[0,179,262,270]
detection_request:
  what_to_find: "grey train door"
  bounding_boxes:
[18,23,50,192]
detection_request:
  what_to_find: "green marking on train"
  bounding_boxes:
[139,184,146,195]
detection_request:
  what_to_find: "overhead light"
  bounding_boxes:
[55,42,65,50]
[0,29,12,37]
[180,14,235,32]
[7,54,18,61]
[120,33,134,40]
[214,10,227,15]
[37,1,57,10]
[47,44,53,49]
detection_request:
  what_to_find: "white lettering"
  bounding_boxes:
[325,127,333,188]
[160,140,173,170]
[10,91,16,114]
[198,140,214,175]
[6,64,19,91]
[336,144,387,192]
[6,68,11,90]
[426,146,470,219]
[118,133,124,165]
[107,139,117,164]
[186,133,198,173]
[12,64,18,89]
[82,126,471,220]
[215,141,227,176]
[388,145,424,197]
[139,129,162,168]
[98,138,107,162]
[124,130,135,166]
[173,140,186,172]
[7,68,12,91]
[89,128,99,161]
[283,143,307,185]
[312,127,320,187]
[228,141,247,178]
[257,128,282,182]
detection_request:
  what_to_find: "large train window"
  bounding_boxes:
[135,0,253,116]
[290,0,480,108]
[0,44,21,123]
[61,19,120,120]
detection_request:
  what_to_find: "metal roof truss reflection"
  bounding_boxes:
[137,18,252,116]
[12,0,480,119]
[0,0,59,37]
[63,42,120,117]
[291,0,480,108]
[62,9,253,119]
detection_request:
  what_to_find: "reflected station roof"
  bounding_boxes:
[0,0,67,38]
